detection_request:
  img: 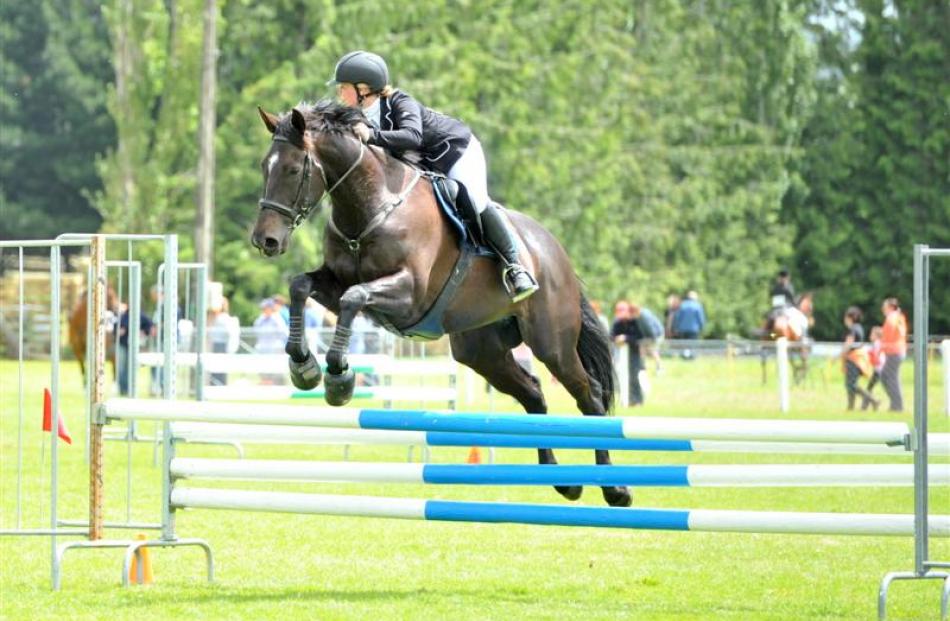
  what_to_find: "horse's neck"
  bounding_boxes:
[325,142,407,235]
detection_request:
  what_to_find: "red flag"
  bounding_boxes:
[42,388,72,444]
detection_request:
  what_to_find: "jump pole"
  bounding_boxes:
[168,422,950,456]
[103,398,911,445]
[776,337,790,413]
[169,458,950,488]
[170,488,950,538]
[88,236,106,541]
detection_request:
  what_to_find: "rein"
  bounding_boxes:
[327,168,423,254]
[257,135,365,231]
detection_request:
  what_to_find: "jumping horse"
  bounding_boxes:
[251,101,630,507]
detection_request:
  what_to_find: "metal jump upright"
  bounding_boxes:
[879,244,950,620]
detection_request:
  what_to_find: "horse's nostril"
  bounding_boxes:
[264,237,279,252]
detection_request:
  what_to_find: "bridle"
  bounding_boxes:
[257,134,365,231]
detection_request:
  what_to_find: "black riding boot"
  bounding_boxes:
[479,203,539,302]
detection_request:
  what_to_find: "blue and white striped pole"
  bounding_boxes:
[106,399,911,445]
[170,488,950,537]
[168,422,949,456]
[169,459,950,487]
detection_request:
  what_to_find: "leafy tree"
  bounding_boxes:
[790,0,949,338]
[0,1,114,241]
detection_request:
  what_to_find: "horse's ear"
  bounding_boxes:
[258,106,279,134]
[290,108,307,135]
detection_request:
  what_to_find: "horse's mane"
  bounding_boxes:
[274,99,366,144]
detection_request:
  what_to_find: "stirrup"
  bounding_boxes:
[503,265,539,303]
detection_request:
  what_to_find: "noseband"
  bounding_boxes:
[258,134,365,231]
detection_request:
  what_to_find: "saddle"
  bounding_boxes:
[362,166,496,341]
[392,152,492,255]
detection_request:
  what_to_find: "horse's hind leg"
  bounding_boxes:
[449,325,583,502]
[523,306,632,508]
[535,351,632,507]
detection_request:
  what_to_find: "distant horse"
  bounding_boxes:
[68,287,118,379]
[251,101,629,507]
[759,292,814,385]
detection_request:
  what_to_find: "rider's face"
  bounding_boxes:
[337,83,359,107]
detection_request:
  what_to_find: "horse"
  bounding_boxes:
[250,101,630,508]
[68,287,118,379]
[759,292,814,386]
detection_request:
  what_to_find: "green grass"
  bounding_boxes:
[1,355,948,620]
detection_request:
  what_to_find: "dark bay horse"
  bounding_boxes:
[251,101,629,507]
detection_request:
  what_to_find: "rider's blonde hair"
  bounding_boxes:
[357,83,394,98]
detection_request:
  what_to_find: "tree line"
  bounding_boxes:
[2,0,946,339]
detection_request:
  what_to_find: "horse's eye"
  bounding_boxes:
[288,167,302,176]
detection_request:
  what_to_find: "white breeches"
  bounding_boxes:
[447,135,490,214]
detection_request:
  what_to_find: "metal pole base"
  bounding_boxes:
[879,570,950,621]
[53,538,214,590]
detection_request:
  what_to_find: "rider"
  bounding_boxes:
[769,269,796,308]
[327,50,539,303]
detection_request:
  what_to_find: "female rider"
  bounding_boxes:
[328,50,538,302]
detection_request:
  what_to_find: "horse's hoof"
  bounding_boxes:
[324,368,355,406]
[602,486,632,507]
[555,485,583,501]
[288,352,322,390]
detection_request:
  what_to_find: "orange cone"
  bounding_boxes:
[128,533,154,585]
[466,446,482,464]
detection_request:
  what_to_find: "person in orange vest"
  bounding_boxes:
[879,297,908,412]
[840,306,878,411]
[866,326,886,401]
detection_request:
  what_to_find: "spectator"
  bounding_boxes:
[630,302,665,374]
[866,325,885,402]
[304,297,329,354]
[664,294,681,338]
[611,300,645,406]
[272,293,290,326]
[115,303,155,396]
[880,297,908,412]
[840,306,878,411]
[589,299,610,334]
[207,297,238,386]
[253,297,289,385]
[770,269,796,308]
[673,291,706,359]
[349,312,383,386]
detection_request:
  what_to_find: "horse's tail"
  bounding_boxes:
[577,294,616,414]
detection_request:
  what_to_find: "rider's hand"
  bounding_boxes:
[354,123,373,143]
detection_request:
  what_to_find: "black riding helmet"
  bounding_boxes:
[327,51,389,92]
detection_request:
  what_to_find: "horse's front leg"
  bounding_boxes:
[286,265,344,390]
[324,269,414,406]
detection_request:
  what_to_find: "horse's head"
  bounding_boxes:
[251,102,367,256]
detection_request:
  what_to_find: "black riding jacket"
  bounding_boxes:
[369,90,472,174]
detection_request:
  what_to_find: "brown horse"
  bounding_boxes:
[251,101,629,507]
[760,292,814,385]
[68,287,118,379]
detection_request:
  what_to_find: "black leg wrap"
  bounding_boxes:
[286,315,309,363]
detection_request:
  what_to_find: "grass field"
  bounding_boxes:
[1,354,948,621]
